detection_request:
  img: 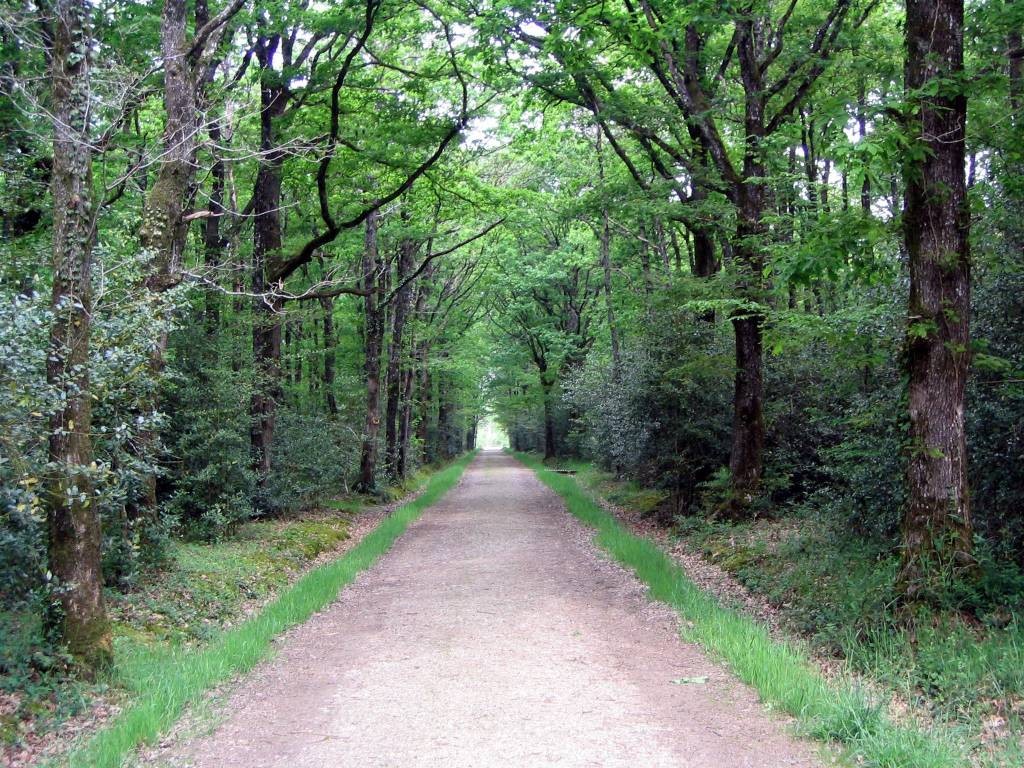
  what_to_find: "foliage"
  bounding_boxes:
[565,328,732,519]
[1,0,1022,760]
[258,411,360,515]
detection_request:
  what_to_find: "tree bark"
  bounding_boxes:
[417,344,433,464]
[599,213,621,373]
[290,318,303,390]
[46,0,111,670]
[203,117,227,332]
[435,370,457,460]
[140,0,195,294]
[249,34,286,492]
[725,22,769,507]
[356,209,384,492]
[638,225,654,308]
[320,296,338,416]
[595,127,622,372]
[397,365,416,474]
[898,0,973,595]
[858,80,871,212]
[398,280,429,476]
[128,0,200,529]
[384,237,415,477]
[541,373,556,460]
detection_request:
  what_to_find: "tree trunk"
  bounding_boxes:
[320,296,338,416]
[398,281,429,477]
[203,118,226,333]
[140,0,195,292]
[687,183,718,322]
[291,318,303,390]
[691,225,717,279]
[384,238,415,477]
[899,0,973,595]
[307,313,319,403]
[723,24,770,508]
[357,209,383,492]
[599,212,621,373]
[541,375,556,460]
[682,32,721,290]
[46,0,111,670]
[654,218,671,272]
[595,127,621,372]
[638,225,654,308]
[397,365,416,475]
[728,306,765,499]
[858,80,872,212]
[249,35,286,494]
[250,295,283,484]
[417,345,433,464]
[129,0,199,530]
[689,215,718,322]
[434,366,455,460]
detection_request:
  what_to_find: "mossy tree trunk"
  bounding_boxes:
[46,0,111,671]
[130,0,199,528]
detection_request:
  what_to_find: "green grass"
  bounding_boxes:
[684,516,1024,718]
[61,452,475,768]
[515,451,966,768]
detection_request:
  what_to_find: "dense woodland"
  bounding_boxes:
[1,0,1023,760]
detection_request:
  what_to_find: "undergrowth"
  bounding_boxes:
[518,451,968,768]
[675,514,1024,766]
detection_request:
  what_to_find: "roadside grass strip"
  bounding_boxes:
[516,452,966,768]
[64,452,476,768]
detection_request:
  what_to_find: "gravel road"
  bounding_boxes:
[164,450,825,768]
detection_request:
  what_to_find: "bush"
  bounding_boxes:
[565,319,732,519]
[259,410,359,514]
[163,325,256,541]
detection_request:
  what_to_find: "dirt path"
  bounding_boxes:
[162,451,825,767]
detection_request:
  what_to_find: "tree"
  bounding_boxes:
[491,0,876,509]
[492,214,597,459]
[245,0,471,496]
[131,0,243,528]
[356,209,385,492]
[898,0,973,596]
[44,0,112,670]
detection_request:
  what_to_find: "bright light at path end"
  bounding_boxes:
[477,417,508,450]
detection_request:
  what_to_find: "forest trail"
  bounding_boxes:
[161,451,823,767]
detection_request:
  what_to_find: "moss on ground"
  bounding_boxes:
[108,515,353,647]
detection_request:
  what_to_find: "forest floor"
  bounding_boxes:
[0,476,430,768]
[144,450,825,768]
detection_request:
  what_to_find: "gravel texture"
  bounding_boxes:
[156,451,826,768]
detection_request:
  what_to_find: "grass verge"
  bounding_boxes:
[62,451,475,768]
[515,451,965,768]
